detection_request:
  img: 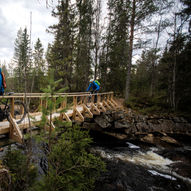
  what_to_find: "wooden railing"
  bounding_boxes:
[0,92,120,143]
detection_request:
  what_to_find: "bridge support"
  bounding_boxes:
[8,115,23,144]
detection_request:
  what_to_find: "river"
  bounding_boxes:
[90,131,191,191]
[0,130,191,191]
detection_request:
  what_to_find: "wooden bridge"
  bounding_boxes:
[0,92,120,143]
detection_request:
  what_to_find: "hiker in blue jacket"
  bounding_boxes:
[0,68,4,96]
[87,79,100,93]
[87,79,100,103]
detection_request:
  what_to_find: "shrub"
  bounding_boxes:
[34,125,106,191]
[3,147,37,191]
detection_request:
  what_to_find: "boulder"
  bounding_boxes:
[83,122,102,131]
[112,111,125,121]
[94,115,112,128]
[114,120,132,129]
[160,136,179,145]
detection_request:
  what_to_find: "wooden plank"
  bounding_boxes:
[107,100,116,109]
[10,98,14,118]
[29,112,42,117]
[103,101,112,110]
[97,102,106,112]
[75,108,84,122]
[82,104,93,118]
[111,98,118,107]
[91,104,100,115]
[63,113,71,122]
[8,114,23,143]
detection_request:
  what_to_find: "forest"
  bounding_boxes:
[0,1,191,191]
[1,0,191,115]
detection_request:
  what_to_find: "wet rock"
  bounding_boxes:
[83,122,102,131]
[114,120,131,129]
[135,122,149,133]
[112,111,125,121]
[173,117,188,123]
[104,132,128,140]
[158,147,191,179]
[160,136,179,145]
[82,110,191,142]
[141,134,155,144]
[94,115,112,128]
[124,125,137,134]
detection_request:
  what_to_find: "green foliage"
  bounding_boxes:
[13,27,32,92]
[103,0,129,93]
[125,95,171,114]
[38,69,68,131]
[48,0,76,91]
[34,125,106,191]
[2,147,37,191]
[75,0,94,91]
[33,69,105,191]
[32,38,46,92]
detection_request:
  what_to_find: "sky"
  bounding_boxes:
[0,0,57,65]
[0,0,184,67]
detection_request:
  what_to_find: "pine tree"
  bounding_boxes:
[125,0,159,101]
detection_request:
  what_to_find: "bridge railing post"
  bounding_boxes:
[97,94,101,103]
[111,92,114,100]
[10,97,15,118]
[91,94,95,104]
[61,96,67,108]
[73,96,77,108]
[40,98,43,112]
[22,97,25,114]
[72,96,77,120]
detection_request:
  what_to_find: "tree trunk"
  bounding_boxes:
[150,17,162,97]
[125,0,136,101]
[94,0,101,80]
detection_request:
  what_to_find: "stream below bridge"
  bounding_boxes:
[90,131,191,191]
[0,130,190,191]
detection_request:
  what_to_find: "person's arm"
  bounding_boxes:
[87,83,92,91]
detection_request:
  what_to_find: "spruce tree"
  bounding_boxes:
[104,0,129,93]
[13,28,32,92]
[33,38,46,92]
[48,0,76,91]
[75,0,94,91]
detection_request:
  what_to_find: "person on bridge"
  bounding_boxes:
[0,68,5,96]
[87,79,100,103]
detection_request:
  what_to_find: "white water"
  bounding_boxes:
[91,143,191,184]
[148,170,177,180]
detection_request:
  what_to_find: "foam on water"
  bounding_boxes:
[148,170,177,180]
[91,146,191,184]
[126,142,140,149]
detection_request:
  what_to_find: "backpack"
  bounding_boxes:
[1,72,6,89]
[95,80,100,86]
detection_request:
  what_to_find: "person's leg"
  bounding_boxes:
[94,90,98,103]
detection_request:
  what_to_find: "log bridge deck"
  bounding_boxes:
[0,92,120,143]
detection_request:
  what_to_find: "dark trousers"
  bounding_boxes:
[91,90,98,103]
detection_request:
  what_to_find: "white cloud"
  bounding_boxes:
[0,0,57,64]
